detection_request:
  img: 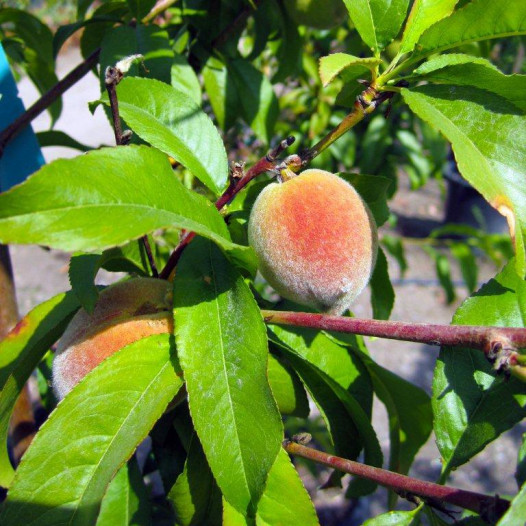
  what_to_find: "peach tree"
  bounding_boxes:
[0,0,525,524]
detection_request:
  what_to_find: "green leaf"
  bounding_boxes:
[126,0,156,19]
[0,333,182,525]
[399,0,459,54]
[269,329,382,492]
[450,243,477,293]
[98,77,228,195]
[0,8,61,123]
[228,59,279,145]
[173,238,283,517]
[272,3,302,83]
[402,84,526,277]
[0,145,254,273]
[36,130,94,152]
[410,54,526,112]
[0,292,80,488]
[96,456,151,526]
[171,54,202,106]
[354,351,432,476]
[517,433,526,488]
[410,0,526,63]
[498,481,526,526]
[363,504,423,525]
[168,434,222,526]
[99,24,173,84]
[267,353,310,418]
[319,53,381,86]
[101,238,156,276]
[69,253,102,314]
[432,261,526,477]
[424,247,455,303]
[382,235,408,276]
[338,174,391,227]
[370,248,395,320]
[270,322,374,417]
[223,449,319,526]
[255,449,318,526]
[342,0,411,52]
[203,56,240,132]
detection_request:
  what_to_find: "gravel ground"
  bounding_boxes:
[7,46,525,524]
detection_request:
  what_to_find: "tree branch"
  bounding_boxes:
[0,48,101,157]
[105,66,159,277]
[263,310,526,374]
[283,439,510,522]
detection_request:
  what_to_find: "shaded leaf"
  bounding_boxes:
[98,77,228,195]
[36,130,94,152]
[402,84,526,277]
[353,350,432,476]
[338,173,391,227]
[173,238,282,517]
[96,456,151,525]
[267,353,310,418]
[127,0,156,20]
[432,261,526,476]
[228,59,279,145]
[203,56,240,132]
[319,53,381,86]
[450,243,477,293]
[0,292,80,488]
[370,247,395,320]
[0,334,182,525]
[382,235,408,277]
[99,24,173,84]
[69,253,102,314]
[168,434,222,526]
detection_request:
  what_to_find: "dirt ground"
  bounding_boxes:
[8,46,525,524]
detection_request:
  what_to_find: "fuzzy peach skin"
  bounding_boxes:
[52,277,173,400]
[248,169,377,314]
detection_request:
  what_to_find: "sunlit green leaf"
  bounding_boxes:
[174,238,282,517]
[319,53,381,86]
[0,334,182,525]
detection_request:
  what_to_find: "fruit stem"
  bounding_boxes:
[263,309,526,374]
[283,439,510,522]
[302,86,395,162]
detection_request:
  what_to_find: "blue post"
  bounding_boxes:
[0,42,45,192]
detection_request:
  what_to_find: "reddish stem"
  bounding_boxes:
[263,310,526,366]
[284,440,510,521]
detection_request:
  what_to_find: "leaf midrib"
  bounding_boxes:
[209,241,252,508]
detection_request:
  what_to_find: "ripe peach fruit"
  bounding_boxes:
[248,169,377,315]
[283,0,347,29]
[52,277,173,399]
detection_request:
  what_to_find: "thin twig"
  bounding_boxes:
[0,48,101,157]
[283,440,510,522]
[263,309,526,373]
[105,66,159,277]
